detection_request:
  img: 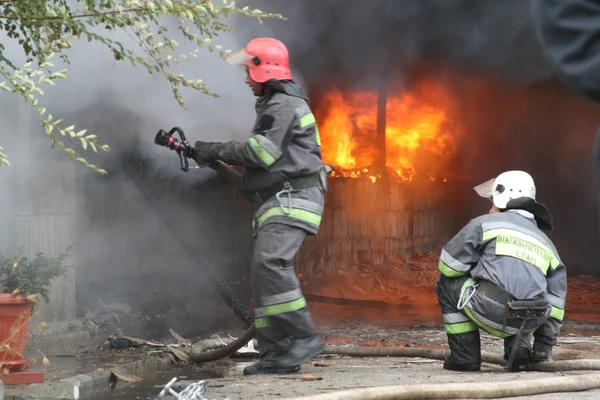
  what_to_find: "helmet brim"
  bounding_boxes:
[225,49,252,66]
[474,178,495,199]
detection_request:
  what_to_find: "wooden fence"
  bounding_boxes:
[296,177,470,275]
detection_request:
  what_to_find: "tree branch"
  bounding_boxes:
[0,7,150,21]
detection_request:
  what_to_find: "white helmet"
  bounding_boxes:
[473,170,537,209]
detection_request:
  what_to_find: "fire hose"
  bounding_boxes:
[151,127,600,397]
[127,127,255,327]
[281,373,600,400]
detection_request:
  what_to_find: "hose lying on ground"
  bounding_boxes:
[323,345,600,372]
[190,325,256,363]
[324,345,504,367]
[280,373,600,400]
[189,326,600,372]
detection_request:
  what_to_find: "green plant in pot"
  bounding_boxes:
[0,247,71,304]
[0,247,71,376]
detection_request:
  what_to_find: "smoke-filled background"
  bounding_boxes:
[0,0,599,336]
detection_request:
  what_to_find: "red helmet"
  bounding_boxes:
[227,38,292,83]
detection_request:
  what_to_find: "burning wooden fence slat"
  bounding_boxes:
[296,178,469,276]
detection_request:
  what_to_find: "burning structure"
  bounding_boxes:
[296,72,473,306]
[316,79,465,183]
[295,69,600,311]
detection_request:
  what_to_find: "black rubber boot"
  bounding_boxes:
[442,328,482,372]
[243,336,324,376]
[443,358,481,371]
[243,350,302,376]
[504,335,532,372]
[276,335,325,368]
[532,342,553,362]
[243,362,301,376]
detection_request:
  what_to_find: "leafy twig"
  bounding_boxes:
[0,0,284,172]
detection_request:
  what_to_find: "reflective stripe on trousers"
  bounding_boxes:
[253,197,323,231]
[251,223,317,355]
[443,312,478,334]
[255,295,308,329]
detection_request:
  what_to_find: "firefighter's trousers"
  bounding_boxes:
[435,275,547,365]
[251,223,317,356]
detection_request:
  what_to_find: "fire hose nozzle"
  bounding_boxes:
[154,129,171,147]
[153,127,192,172]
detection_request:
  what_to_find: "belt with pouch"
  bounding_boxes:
[477,280,550,372]
[477,279,549,320]
[477,280,517,304]
[252,165,334,205]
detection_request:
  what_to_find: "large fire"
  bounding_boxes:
[316,81,464,182]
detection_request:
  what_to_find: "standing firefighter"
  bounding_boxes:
[435,170,567,372]
[190,38,327,375]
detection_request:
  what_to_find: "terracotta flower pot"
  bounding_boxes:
[0,293,32,371]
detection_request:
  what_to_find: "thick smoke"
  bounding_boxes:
[241,0,555,86]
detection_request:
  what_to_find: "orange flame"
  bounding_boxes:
[316,81,463,182]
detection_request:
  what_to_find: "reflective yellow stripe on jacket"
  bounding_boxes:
[299,112,321,147]
[483,228,561,276]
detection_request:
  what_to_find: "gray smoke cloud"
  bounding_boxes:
[241,0,555,86]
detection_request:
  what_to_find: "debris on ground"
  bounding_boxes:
[192,334,258,356]
[103,327,258,369]
[159,377,229,400]
[106,368,143,383]
[78,281,246,342]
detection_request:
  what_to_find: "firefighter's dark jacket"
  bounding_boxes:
[193,80,325,235]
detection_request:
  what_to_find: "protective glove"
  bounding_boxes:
[182,142,195,159]
[193,141,222,166]
[532,342,553,362]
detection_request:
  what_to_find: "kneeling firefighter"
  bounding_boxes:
[188,38,328,375]
[435,170,567,372]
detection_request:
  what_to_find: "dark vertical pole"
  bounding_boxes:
[376,2,389,182]
[376,73,388,180]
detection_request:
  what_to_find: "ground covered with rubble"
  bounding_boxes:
[180,321,600,400]
[7,265,600,399]
[10,319,599,399]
